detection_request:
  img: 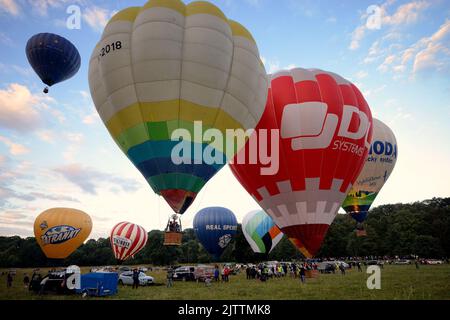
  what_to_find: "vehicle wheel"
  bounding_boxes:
[119,280,124,286]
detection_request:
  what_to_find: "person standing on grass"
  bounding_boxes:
[6,272,13,288]
[23,273,30,288]
[167,267,174,288]
[415,260,420,269]
[132,268,140,289]
[357,262,362,272]
[299,264,306,283]
[214,265,220,282]
[224,266,230,282]
[339,264,346,275]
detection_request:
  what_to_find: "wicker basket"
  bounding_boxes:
[163,232,182,246]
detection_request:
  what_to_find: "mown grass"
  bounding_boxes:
[0,265,449,300]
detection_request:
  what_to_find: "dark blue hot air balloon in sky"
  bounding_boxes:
[26,33,81,93]
[193,207,238,259]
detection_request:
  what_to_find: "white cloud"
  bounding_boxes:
[413,20,450,73]
[54,164,142,195]
[389,20,450,75]
[79,90,90,99]
[0,136,30,155]
[377,54,397,72]
[36,130,56,143]
[382,1,430,26]
[355,70,369,79]
[0,32,14,46]
[350,1,430,50]
[0,0,20,16]
[65,132,84,143]
[28,0,85,16]
[83,6,114,32]
[261,56,297,74]
[0,83,44,131]
[82,112,99,125]
[350,25,366,50]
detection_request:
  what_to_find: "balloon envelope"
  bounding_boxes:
[193,207,237,258]
[34,208,92,259]
[230,68,373,257]
[110,221,148,261]
[88,0,268,214]
[342,118,398,222]
[26,33,81,87]
[242,210,283,254]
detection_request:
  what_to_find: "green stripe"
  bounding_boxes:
[115,120,218,154]
[147,173,206,193]
[251,232,266,253]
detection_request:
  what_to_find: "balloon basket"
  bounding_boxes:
[356,229,367,237]
[163,231,182,246]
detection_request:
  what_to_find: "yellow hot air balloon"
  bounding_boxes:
[34,208,92,259]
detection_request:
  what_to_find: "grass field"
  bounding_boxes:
[1,265,449,300]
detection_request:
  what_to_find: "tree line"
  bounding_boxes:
[0,198,448,268]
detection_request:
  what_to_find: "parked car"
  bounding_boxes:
[367,260,384,266]
[424,259,443,265]
[118,271,154,286]
[118,266,131,274]
[394,259,411,265]
[173,266,196,281]
[317,262,336,274]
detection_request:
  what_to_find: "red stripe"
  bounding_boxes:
[127,224,142,258]
[119,223,134,260]
[110,222,125,260]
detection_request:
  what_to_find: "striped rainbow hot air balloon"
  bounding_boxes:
[88,0,268,214]
[110,222,148,261]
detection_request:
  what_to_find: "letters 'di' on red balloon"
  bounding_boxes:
[230,68,373,257]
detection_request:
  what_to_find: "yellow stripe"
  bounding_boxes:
[228,20,256,44]
[142,0,186,16]
[108,7,141,24]
[106,100,244,138]
[186,1,227,22]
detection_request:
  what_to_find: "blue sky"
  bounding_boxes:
[0,0,449,238]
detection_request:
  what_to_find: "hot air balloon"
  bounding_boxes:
[242,210,283,254]
[110,222,148,262]
[193,207,237,259]
[88,0,268,220]
[342,118,397,234]
[26,33,81,93]
[34,208,92,259]
[230,68,373,258]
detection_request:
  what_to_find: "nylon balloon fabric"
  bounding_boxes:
[242,210,283,254]
[26,33,81,87]
[110,221,148,261]
[88,0,268,214]
[193,207,237,259]
[230,68,373,258]
[342,118,397,223]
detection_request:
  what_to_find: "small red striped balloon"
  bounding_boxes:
[110,222,148,262]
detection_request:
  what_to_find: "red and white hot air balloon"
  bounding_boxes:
[110,222,148,262]
[230,68,373,258]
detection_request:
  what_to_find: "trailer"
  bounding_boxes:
[76,272,118,297]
